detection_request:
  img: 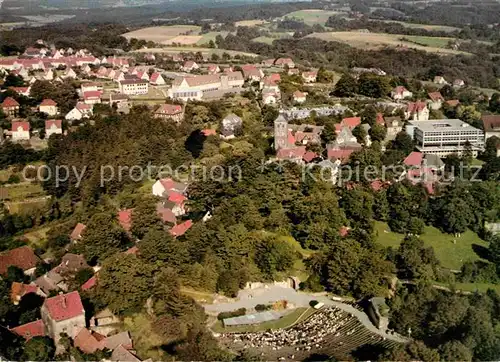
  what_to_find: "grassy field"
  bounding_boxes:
[197,31,229,45]
[133,47,259,58]
[284,9,340,26]
[375,221,488,270]
[252,32,293,45]
[307,32,469,55]
[435,281,500,294]
[122,25,201,43]
[378,20,460,33]
[180,287,215,304]
[212,307,316,333]
[19,226,51,249]
[404,35,453,48]
[123,313,165,361]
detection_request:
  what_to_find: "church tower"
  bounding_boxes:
[274,114,288,150]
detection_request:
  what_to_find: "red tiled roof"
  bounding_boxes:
[10,320,45,340]
[118,209,133,232]
[482,115,500,132]
[70,223,86,240]
[43,291,84,322]
[170,220,193,237]
[376,113,385,125]
[393,85,408,95]
[45,119,62,129]
[327,148,355,162]
[341,117,361,130]
[9,87,29,94]
[269,73,281,82]
[40,99,57,106]
[0,246,39,275]
[150,72,161,82]
[370,179,388,192]
[407,101,427,113]
[202,129,216,136]
[1,97,20,108]
[445,99,460,107]
[83,91,102,100]
[76,102,92,111]
[74,328,104,354]
[293,90,306,99]
[428,92,444,102]
[403,151,423,167]
[303,151,318,163]
[12,121,30,132]
[168,191,187,205]
[156,104,182,115]
[157,203,176,224]
[339,226,350,237]
[277,146,306,160]
[81,276,97,291]
[10,282,38,303]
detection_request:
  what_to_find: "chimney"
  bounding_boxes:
[62,295,67,309]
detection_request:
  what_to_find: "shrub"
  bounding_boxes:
[217,308,246,321]
[255,304,271,312]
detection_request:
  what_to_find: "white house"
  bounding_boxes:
[149,72,165,86]
[293,90,307,104]
[12,121,30,141]
[119,78,149,95]
[65,102,93,121]
[406,101,429,121]
[263,92,278,105]
[39,99,58,116]
[302,71,317,83]
[83,91,102,105]
[45,119,63,137]
[391,86,413,100]
[181,61,199,72]
[152,178,188,197]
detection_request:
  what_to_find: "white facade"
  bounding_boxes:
[119,80,149,95]
[46,124,62,137]
[40,105,58,116]
[12,126,30,141]
[152,180,167,197]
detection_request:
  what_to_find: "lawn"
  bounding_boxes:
[3,182,45,201]
[435,281,500,294]
[18,226,51,249]
[122,25,201,42]
[123,313,166,361]
[180,287,215,304]
[404,35,453,48]
[284,9,340,26]
[375,221,489,270]
[196,31,229,45]
[252,33,293,45]
[235,20,268,27]
[378,20,460,33]
[133,47,259,58]
[212,307,316,333]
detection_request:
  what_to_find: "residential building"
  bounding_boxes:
[221,113,243,139]
[1,97,20,117]
[274,114,323,151]
[41,291,86,343]
[45,119,62,137]
[293,91,307,104]
[65,102,93,121]
[384,116,403,140]
[241,64,264,81]
[207,64,221,74]
[170,220,193,237]
[12,121,30,141]
[391,86,413,100]
[453,79,465,88]
[119,78,149,95]
[275,57,295,69]
[428,92,444,110]
[433,76,448,85]
[302,71,317,83]
[181,61,199,72]
[118,209,133,233]
[83,91,102,105]
[406,118,484,157]
[406,101,429,121]
[167,72,244,101]
[39,99,58,116]
[327,125,362,163]
[9,86,31,97]
[0,246,39,276]
[10,320,46,340]
[81,82,102,93]
[263,91,279,105]
[481,115,500,140]
[149,72,165,86]
[154,104,184,123]
[152,178,188,198]
[261,58,275,67]
[70,223,86,242]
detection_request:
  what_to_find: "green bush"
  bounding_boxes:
[217,308,246,321]
[255,304,271,312]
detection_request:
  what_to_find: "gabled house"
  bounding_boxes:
[482,115,500,141]
[403,151,423,167]
[1,97,20,117]
[9,86,31,97]
[152,178,188,197]
[453,79,465,88]
[292,90,307,104]
[149,72,165,86]
[63,68,77,79]
[39,99,58,116]
[181,61,199,72]
[433,76,448,85]
[45,119,62,138]
[207,64,221,74]
[154,104,184,123]
[12,121,30,141]
[83,91,102,105]
[263,91,279,105]
[406,101,429,121]
[241,64,264,81]
[384,116,403,140]
[41,291,86,343]
[391,86,413,100]
[81,82,102,93]
[428,92,444,110]
[65,102,93,121]
[170,220,193,237]
[0,246,39,276]
[10,319,46,340]
[70,223,86,242]
[275,57,295,69]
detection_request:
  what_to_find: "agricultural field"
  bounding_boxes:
[307,32,469,55]
[235,19,268,27]
[403,35,453,48]
[375,221,489,271]
[122,25,201,43]
[197,31,229,45]
[283,9,340,26]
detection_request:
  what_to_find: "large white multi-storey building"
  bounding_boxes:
[167,72,244,101]
[406,119,484,157]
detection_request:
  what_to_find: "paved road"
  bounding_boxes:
[204,286,408,343]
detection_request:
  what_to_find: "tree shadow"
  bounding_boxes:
[302,353,334,361]
[472,243,491,261]
[351,344,387,361]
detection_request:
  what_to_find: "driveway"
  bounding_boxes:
[204,286,408,343]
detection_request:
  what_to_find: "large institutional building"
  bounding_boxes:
[167,72,244,101]
[406,119,484,157]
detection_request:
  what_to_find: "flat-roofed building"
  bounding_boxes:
[406,119,484,157]
[168,72,244,102]
[119,78,149,95]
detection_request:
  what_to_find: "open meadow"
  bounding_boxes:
[235,19,268,27]
[378,20,460,33]
[133,46,259,58]
[283,9,341,26]
[307,31,469,55]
